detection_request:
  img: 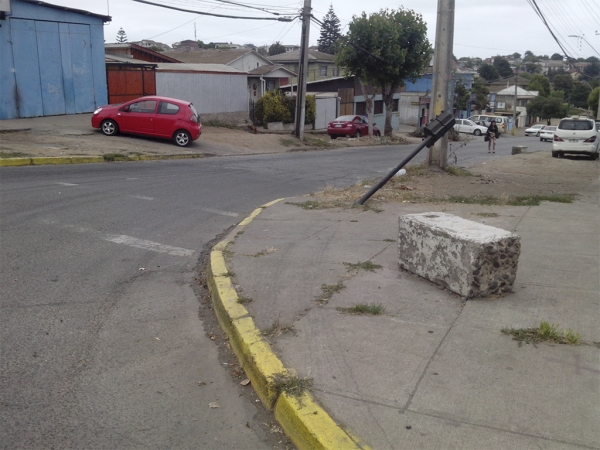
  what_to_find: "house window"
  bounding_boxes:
[332,67,339,77]
[392,99,399,112]
[319,65,328,77]
[355,102,366,116]
[374,100,384,115]
[266,80,276,91]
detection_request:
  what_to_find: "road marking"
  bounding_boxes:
[56,182,78,186]
[130,195,154,201]
[104,234,195,257]
[203,208,239,217]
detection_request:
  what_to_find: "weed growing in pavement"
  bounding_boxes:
[271,373,313,399]
[475,212,500,217]
[337,303,386,315]
[261,320,294,338]
[237,295,253,305]
[202,120,240,129]
[251,247,278,257]
[302,135,333,148]
[0,151,30,158]
[507,194,575,206]
[102,153,127,162]
[221,243,234,259]
[445,166,474,177]
[222,270,235,277]
[501,321,582,347]
[383,238,395,242]
[343,261,383,272]
[317,281,345,304]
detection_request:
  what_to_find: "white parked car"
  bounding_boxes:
[524,124,546,137]
[552,117,599,159]
[453,119,488,136]
[539,126,556,142]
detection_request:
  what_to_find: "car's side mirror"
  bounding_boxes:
[120,106,129,112]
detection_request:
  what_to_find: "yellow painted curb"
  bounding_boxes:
[275,392,370,450]
[31,157,72,165]
[0,158,32,166]
[207,198,369,450]
[70,156,104,164]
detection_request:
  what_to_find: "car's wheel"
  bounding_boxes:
[473,129,481,136]
[101,120,118,136]
[330,135,338,140]
[536,132,540,137]
[173,130,191,147]
[540,137,543,141]
[591,152,599,160]
[551,151,558,158]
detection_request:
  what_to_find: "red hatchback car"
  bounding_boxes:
[91,96,202,147]
[327,115,381,139]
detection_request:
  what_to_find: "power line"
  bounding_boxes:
[132,0,294,21]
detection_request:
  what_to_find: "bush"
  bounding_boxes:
[254,90,316,127]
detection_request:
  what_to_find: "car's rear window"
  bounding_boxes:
[335,116,356,121]
[558,120,593,130]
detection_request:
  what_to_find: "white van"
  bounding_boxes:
[468,115,509,132]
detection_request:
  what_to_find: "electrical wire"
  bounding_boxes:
[131,0,294,21]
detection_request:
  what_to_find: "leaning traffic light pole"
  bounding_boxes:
[356,112,455,205]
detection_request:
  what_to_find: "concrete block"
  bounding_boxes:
[512,146,527,155]
[398,212,520,298]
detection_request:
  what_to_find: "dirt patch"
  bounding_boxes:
[301,151,599,207]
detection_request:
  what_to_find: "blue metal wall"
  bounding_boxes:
[0,0,108,119]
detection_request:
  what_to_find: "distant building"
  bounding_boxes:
[105,43,181,64]
[134,39,171,51]
[267,49,342,85]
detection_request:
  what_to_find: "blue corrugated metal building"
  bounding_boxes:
[0,0,111,119]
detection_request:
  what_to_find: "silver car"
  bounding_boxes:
[539,126,556,142]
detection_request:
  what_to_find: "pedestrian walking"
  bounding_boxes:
[487,121,499,153]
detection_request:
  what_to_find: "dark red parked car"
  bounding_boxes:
[91,96,202,147]
[327,115,381,139]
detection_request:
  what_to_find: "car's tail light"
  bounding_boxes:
[583,135,596,143]
[553,135,563,142]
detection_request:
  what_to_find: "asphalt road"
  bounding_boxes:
[0,135,548,449]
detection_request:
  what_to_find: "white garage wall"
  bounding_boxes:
[155,72,248,115]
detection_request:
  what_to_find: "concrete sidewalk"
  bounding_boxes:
[210,167,599,448]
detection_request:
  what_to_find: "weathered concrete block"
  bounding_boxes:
[398,213,520,298]
[512,146,527,155]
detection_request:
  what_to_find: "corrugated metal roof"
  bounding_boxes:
[105,54,157,66]
[162,49,260,65]
[248,65,296,76]
[155,63,247,74]
[267,49,335,63]
[17,0,111,22]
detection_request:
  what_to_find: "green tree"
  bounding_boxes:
[336,8,431,136]
[116,28,127,43]
[453,80,469,111]
[583,61,600,79]
[478,63,499,81]
[471,78,489,113]
[527,74,550,97]
[257,46,268,56]
[493,56,513,78]
[571,82,592,108]
[512,52,521,59]
[268,41,286,56]
[523,50,537,62]
[526,96,567,122]
[550,53,563,60]
[589,87,600,119]
[317,5,341,55]
[552,74,573,98]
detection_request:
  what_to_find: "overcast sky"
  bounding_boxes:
[45,0,599,60]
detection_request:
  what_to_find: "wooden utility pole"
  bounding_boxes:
[294,0,311,140]
[512,66,518,135]
[427,0,455,169]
